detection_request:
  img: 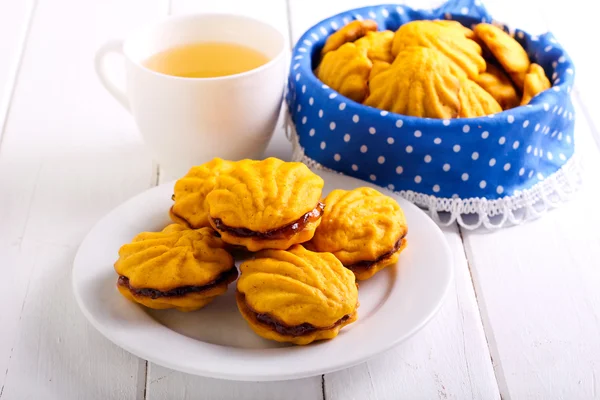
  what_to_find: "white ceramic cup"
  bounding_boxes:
[95,13,287,178]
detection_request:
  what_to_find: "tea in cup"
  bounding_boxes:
[95,13,287,178]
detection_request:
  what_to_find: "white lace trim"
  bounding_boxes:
[285,116,584,230]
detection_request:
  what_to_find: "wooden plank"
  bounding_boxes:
[147,1,322,398]
[0,0,167,398]
[287,0,500,398]
[147,365,322,400]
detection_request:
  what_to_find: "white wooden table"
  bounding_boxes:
[0,0,598,399]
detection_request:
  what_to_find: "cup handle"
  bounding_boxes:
[94,39,130,111]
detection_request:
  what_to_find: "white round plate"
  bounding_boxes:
[72,170,453,381]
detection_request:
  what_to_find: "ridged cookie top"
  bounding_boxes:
[114,225,234,291]
[310,187,407,265]
[364,46,461,119]
[354,30,395,63]
[171,158,235,229]
[206,158,324,232]
[316,42,372,103]
[237,245,358,327]
[458,79,503,118]
[392,20,485,80]
[369,60,391,81]
[431,20,476,39]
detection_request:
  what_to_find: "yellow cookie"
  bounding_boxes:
[391,20,485,80]
[368,60,391,82]
[236,245,359,345]
[475,63,520,110]
[115,225,237,312]
[308,187,408,281]
[474,23,530,90]
[364,46,461,119]
[316,42,372,103]
[432,19,476,39]
[321,19,378,55]
[170,158,235,229]
[458,79,503,118]
[355,30,395,63]
[206,158,324,252]
[520,63,551,105]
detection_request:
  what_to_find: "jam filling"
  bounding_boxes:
[347,235,406,271]
[255,312,350,336]
[211,202,325,240]
[239,292,351,336]
[118,267,237,299]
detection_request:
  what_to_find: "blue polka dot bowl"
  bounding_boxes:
[285,0,577,227]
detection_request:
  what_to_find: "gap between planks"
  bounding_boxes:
[457,224,509,399]
[0,0,38,150]
[136,360,149,400]
[538,9,600,152]
[536,0,600,152]
[572,89,600,152]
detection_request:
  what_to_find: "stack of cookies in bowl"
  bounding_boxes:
[316,19,551,118]
[114,157,408,345]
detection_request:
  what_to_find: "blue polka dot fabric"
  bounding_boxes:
[285,0,575,200]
